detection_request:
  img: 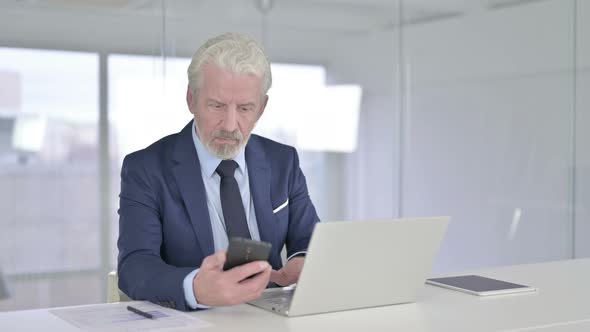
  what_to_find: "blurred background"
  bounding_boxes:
[0,0,588,311]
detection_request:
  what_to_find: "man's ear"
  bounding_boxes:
[186,87,195,114]
[258,95,269,120]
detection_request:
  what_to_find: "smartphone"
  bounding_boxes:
[223,237,272,271]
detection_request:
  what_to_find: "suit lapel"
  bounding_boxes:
[171,122,215,257]
[246,137,277,258]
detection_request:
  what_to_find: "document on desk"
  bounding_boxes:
[50,301,212,331]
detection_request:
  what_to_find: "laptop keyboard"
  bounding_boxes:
[257,289,295,309]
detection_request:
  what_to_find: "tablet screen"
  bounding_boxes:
[427,275,530,292]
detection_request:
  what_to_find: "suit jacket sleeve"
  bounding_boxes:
[286,147,320,257]
[117,152,195,311]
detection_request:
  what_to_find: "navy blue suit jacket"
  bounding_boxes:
[117,122,320,311]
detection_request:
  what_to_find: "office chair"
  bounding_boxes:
[107,271,131,303]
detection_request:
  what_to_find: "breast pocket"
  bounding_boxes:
[273,199,289,243]
[272,199,289,215]
[272,199,289,225]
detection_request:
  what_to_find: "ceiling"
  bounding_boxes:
[0,0,548,33]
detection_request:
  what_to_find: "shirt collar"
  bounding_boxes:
[191,120,246,178]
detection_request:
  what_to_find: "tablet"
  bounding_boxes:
[426,275,536,296]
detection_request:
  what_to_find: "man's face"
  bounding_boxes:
[187,63,268,159]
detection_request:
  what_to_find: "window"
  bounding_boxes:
[0,48,100,309]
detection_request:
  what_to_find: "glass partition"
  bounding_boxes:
[0,0,401,310]
[0,48,100,310]
[575,0,589,257]
[401,0,580,272]
[0,0,586,311]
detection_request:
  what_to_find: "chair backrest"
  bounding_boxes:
[107,271,131,303]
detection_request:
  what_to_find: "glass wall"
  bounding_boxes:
[0,0,401,310]
[575,0,590,257]
[401,0,579,272]
[0,0,587,311]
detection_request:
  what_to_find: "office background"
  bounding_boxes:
[0,0,588,311]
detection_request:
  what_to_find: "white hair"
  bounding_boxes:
[187,32,272,99]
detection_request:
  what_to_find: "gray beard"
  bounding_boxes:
[205,138,248,159]
[195,125,249,160]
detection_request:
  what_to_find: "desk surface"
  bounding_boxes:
[1,258,589,332]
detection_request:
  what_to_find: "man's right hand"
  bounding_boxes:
[193,250,271,306]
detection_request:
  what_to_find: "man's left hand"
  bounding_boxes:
[270,257,305,286]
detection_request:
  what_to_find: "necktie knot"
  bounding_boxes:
[216,160,238,178]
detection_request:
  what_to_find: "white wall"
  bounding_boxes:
[403,0,578,272]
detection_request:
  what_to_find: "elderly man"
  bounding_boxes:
[117,32,320,311]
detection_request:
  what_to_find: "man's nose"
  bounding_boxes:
[220,106,238,132]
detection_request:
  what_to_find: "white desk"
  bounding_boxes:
[1,259,589,332]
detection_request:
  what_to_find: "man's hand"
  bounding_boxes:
[270,257,305,286]
[193,251,271,306]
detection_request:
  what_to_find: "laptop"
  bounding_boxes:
[248,216,450,317]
